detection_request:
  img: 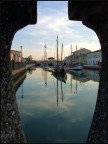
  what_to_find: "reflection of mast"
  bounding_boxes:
[57,78,58,107]
[61,81,63,102]
[70,75,72,93]
[76,76,77,94]
[44,71,47,86]
[21,81,23,99]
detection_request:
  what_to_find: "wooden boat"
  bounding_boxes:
[52,71,67,83]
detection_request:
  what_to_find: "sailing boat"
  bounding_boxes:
[52,35,66,75]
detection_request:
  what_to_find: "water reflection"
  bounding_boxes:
[51,72,67,106]
[42,69,47,86]
[14,73,26,93]
[68,69,100,83]
[16,68,99,143]
[85,70,100,82]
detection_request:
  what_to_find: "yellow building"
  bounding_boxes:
[10,50,22,62]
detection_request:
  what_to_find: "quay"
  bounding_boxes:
[12,64,35,85]
[12,64,35,76]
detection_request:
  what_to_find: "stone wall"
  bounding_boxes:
[1,1,37,143]
[68,0,108,143]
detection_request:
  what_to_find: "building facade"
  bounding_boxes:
[87,49,102,65]
[72,48,91,64]
[10,50,22,62]
[64,48,91,65]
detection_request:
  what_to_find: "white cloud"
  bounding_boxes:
[12,1,101,60]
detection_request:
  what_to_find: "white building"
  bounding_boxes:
[87,49,102,65]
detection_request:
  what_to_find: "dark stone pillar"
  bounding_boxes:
[84,21,108,144]
[68,1,108,143]
[1,1,37,143]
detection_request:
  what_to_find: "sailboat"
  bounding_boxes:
[52,35,66,75]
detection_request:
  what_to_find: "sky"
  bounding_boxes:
[11,1,101,60]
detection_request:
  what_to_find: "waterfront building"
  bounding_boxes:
[87,49,102,65]
[64,48,91,65]
[72,48,91,64]
[10,50,22,62]
[10,50,23,69]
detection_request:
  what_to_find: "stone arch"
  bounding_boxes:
[1,0,107,143]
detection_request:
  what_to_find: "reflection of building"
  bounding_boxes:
[87,49,102,65]
[86,70,100,82]
[72,75,89,83]
[14,73,26,92]
[69,70,100,83]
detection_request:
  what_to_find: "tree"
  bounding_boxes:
[28,55,33,63]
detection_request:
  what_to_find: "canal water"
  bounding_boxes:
[16,67,99,143]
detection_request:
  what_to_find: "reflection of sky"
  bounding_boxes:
[16,68,99,143]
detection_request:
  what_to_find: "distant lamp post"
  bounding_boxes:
[20,45,22,66]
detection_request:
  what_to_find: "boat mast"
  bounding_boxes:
[44,44,47,62]
[61,43,63,65]
[71,44,72,66]
[76,45,77,63]
[57,35,58,68]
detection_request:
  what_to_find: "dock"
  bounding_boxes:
[12,64,35,85]
[12,64,35,76]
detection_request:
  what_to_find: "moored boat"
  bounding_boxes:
[67,63,83,71]
[52,71,67,83]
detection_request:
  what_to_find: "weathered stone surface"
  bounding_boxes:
[1,0,108,143]
[1,1,37,143]
[68,0,108,143]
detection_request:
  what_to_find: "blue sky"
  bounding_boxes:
[11,1,101,60]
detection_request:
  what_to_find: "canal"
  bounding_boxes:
[16,67,99,143]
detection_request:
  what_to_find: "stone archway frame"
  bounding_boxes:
[1,0,108,143]
[68,0,108,143]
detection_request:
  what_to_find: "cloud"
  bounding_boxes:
[12,1,100,60]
